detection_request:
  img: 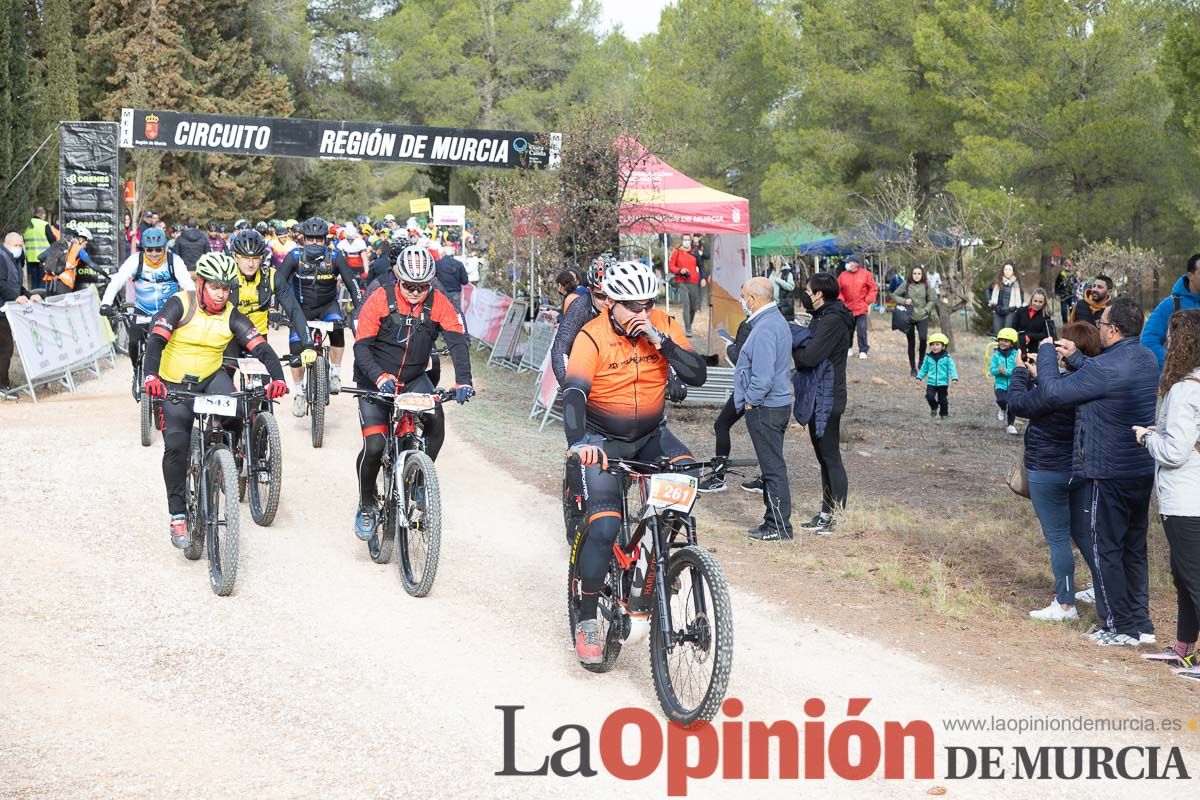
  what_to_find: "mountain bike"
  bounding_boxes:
[166,386,261,596]
[102,302,156,447]
[299,319,342,448]
[342,387,458,597]
[566,454,755,725]
[224,356,283,527]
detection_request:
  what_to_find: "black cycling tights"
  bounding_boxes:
[354,375,446,506]
[713,395,746,458]
[810,411,847,514]
[160,371,242,516]
[576,427,693,621]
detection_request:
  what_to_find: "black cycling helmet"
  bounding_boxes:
[586,253,616,291]
[289,221,302,236]
[254,221,269,234]
[230,229,268,258]
[206,220,220,233]
[301,216,329,239]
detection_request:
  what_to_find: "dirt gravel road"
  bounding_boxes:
[1,345,1194,798]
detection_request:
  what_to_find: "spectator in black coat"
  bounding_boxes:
[173,219,209,270]
[1008,321,1105,623]
[793,271,854,534]
[1,233,41,398]
[434,243,469,313]
[1014,288,1056,356]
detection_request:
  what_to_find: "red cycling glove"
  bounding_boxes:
[265,380,288,400]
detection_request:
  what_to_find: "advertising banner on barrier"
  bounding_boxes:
[120,109,561,170]
[710,233,752,345]
[2,291,108,381]
[60,122,122,273]
[462,285,512,345]
[535,347,558,410]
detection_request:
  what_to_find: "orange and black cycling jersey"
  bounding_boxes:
[352,283,472,389]
[561,307,706,445]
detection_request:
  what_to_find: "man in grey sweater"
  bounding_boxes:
[736,277,796,541]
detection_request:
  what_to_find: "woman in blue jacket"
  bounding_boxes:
[1008,322,1105,622]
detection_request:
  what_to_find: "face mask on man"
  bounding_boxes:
[7,246,22,258]
[799,290,815,312]
[682,239,692,249]
[740,297,752,317]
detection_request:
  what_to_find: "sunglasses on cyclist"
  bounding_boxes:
[143,247,165,254]
[400,280,431,293]
[617,299,654,312]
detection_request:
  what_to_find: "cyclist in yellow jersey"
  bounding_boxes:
[142,253,288,548]
[228,229,316,365]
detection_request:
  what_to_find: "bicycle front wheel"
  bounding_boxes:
[248,412,282,527]
[397,451,441,597]
[139,395,154,447]
[204,447,241,596]
[649,545,733,725]
[309,358,327,448]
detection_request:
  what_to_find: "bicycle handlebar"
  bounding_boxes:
[340,386,458,404]
[565,453,757,474]
[164,387,265,404]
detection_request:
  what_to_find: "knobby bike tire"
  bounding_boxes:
[368,455,396,565]
[249,412,283,527]
[310,358,328,448]
[139,395,153,447]
[205,447,241,597]
[565,523,624,674]
[113,317,130,356]
[397,451,441,597]
[649,545,734,726]
[183,431,204,561]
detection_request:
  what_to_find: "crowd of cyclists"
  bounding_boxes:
[88,206,714,672]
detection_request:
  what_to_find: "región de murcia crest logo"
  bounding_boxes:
[144,113,159,140]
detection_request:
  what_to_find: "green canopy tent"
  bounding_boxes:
[750,219,830,256]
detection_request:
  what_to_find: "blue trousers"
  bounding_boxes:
[1028,471,1102,608]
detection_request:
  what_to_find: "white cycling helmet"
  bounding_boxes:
[395,245,436,283]
[75,225,93,241]
[601,260,659,301]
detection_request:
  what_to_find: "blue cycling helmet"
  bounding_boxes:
[142,228,168,248]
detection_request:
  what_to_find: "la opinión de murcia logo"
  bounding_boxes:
[496,700,1192,795]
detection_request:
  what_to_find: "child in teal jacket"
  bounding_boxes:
[989,328,1020,433]
[916,332,958,418]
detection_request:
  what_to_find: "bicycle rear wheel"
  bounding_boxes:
[368,454,396,564]
[248,412,282,527]
[649,544,733,725]
[309,358,327,448]
[566,524,624,673]
[397,451,441,597]
[204,447,241,596]
[183,431,204,561]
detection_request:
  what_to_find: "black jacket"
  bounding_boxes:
[434,255,468,294]
[1006,367,1075,472]
[792,300,854,414]
[1,249,28,314]
[1013,306,1055,354]
[173,228,209,270]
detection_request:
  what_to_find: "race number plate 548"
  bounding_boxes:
[648,474,699,514]
[194,395,238,416]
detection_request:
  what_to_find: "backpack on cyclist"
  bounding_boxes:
[40,240,70,276]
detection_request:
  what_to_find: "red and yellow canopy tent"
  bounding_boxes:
[616,136,751,348]
[514,137,751,350]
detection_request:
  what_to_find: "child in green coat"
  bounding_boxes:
[916,332,958,418]
[989,328,1020,434]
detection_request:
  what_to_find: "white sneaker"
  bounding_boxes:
[1029,601,1079,621]
[292,393,306,418]
[847,347,855,358]
[1006,424,1019,435]
[1087,627,1112,641]
[1095,631,1140,647]
[1075,586,1095,604]
[329,372,341,393]
[997,408,1006,421]
[1140,632,1157,646]
[858,351,868,360]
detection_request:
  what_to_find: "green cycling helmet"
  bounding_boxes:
[195,252,239,287]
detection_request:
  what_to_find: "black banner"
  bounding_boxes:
[119,109,561,170]
[59,122,122,273]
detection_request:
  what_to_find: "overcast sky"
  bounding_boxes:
[596,0,671,40]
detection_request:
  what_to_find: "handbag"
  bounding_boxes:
[1006,440,1030,498]
[891,304,913,332]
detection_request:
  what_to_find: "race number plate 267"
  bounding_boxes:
[648,474,699,514]
[194,395,238,416]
